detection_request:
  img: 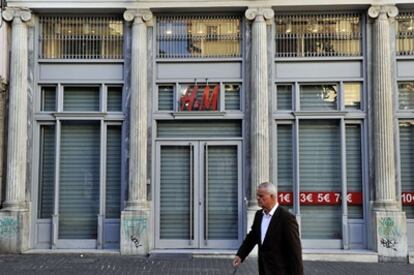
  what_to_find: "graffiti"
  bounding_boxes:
[380,238,397,251]
[130,235,142,248]
[0,217,18,239]
[378,217,400,251]
[122,217,147,249]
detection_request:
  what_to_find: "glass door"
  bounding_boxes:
[56,122,100,248]
[156,143,199,248]
[155,141,242,249]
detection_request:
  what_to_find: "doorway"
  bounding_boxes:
[155,141,242,249]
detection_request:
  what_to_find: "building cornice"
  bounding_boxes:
[5,0,414,11]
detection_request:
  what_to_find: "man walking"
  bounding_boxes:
[233,182,303,275]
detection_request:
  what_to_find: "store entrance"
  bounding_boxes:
[155,141,242,249]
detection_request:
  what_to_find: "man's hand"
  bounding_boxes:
[232,256,242,268]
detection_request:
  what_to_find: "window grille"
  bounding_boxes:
[275,13,361,57]
[156,15,241,58]
[397,13,414,56]
[39,16,123,59]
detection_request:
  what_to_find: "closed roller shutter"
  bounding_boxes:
[206,145,238,240]
[160,145,192,240]
[300,120,342,239]
[400,123,414,218]
[59,122,100,239]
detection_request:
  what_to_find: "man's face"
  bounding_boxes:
[256,187,276,212]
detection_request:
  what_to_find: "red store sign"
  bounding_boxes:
[278,192,363,206]
[278,191,414,206]
[402,192,414,206]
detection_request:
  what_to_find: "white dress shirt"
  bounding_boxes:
[260,203,279,244]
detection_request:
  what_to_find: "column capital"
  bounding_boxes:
[368,5,398,20]
[123,9,153,26]
[2,7,32,22]
[245,7,274,24]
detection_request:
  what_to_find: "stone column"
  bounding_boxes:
[245,7,273,256]
[245,7,273,203]
[121,9,152,255]
[0,7,31,253]
[368,5,408,261]
[0,77,7,208]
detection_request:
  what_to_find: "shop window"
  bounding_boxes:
[299,120,342,239]
[276,82,362,112]
[41,86,57,112]
[64,86,100,111]
[37,122,123,236]
[277,124,293,212]
[157,82,241,113]
[276,119,365,241]
[275,13,362,57]
[224,84,241,111]
[300,84,338,110]
[158,85,175,111]
[38,125,56,219]
[179,83,220,112]
[39,16,123,59]
[399,122,414,218]
[40,85,123,113]
[344,83,362,110]
[36,84,124,224]
[106,125,122,219]
[276,85,293,110]
[346,124,363,219]
[107,86,123,112]
[396,13,414,56]
[398,81,414,110]
[156,16,241,58]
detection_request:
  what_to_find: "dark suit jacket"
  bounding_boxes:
[236,206,303,275]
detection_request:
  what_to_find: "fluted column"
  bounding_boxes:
[121,9,152,255]
[123,9,152,210]
[368,5,408,261]
[2,8,31,211]
[245,8,273,203]
[368,5,399,210]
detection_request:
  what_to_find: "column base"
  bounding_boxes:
[372,210,408,262]
[373,200,399,211]
[0,210,30,253]
[120,209,150,255]
[125,200,149,211]
[1,201,28,211]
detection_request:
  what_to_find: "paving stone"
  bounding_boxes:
[0,254,413,274]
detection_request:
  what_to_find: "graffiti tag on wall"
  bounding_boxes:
[0,217,18,239]
[378,217,400,251]
[122,217,147,248]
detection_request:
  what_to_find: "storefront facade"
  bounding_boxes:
[0,0,413,262]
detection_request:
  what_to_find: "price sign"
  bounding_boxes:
[402,192,414,205]
[278,191,363,206]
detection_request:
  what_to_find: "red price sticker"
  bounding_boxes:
[402,192,414,205]
[278,191,363,206]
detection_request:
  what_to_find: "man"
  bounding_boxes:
[233,182,303,275]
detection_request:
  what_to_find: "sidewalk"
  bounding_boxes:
[0,253,412,275]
